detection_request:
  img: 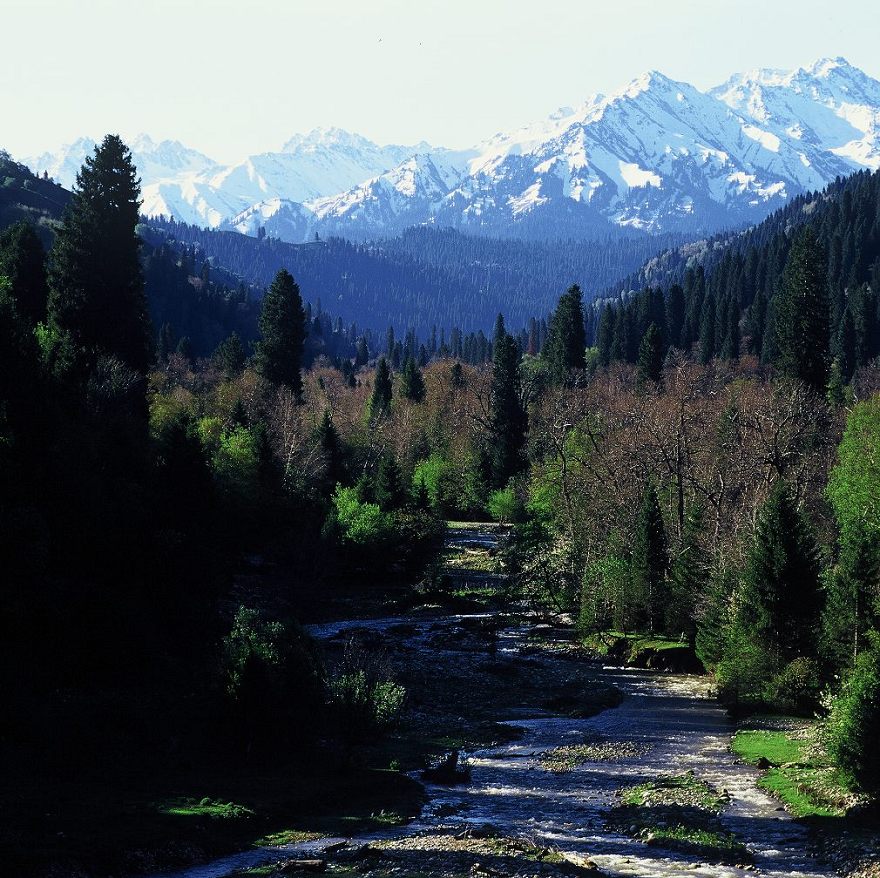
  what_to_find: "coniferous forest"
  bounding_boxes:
[3,128,880,878]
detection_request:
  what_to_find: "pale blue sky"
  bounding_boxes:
[2,0,878,162]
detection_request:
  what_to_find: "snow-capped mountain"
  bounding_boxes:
[710,57,880,172]
[25,135,217,190]
[20,58,880,241]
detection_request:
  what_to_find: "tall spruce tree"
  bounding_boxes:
[637,322,664,385]
[0,221,47,327]
[488,330,527,488]
[668,504,709,645]
[399,356,426,402]
[256,268,306,396]
[316,409,345,492]
[698,291,716,365]
[46,134,151,374]
[736,480,823,664]
[369,357,393,420]
[543,284,586,381]
[775,227,830,391]
[631,482,669,633]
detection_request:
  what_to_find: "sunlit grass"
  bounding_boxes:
[731,728,849,817]
[158,797,254,820]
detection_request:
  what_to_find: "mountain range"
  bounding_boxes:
[21,57,880,242]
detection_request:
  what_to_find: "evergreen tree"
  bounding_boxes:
[543,284,586,381]
[736,480,823,664]
[493,312,506,343]
[775,227,830,391]
[698,291,716,365]
[668,505,709,645]
[665,284,685,349]
[596,304,615,368]
[156,322,175,362]
[369,357,393,420]
[256,269,306,396]
[836,306,857,382]
[631,482,669,633]
[636,322,664,385]
[214,331,246,377]
[46,134,151,374]
[721,296,740,361]
[399,357,426,403]
[375,453,405,511]
[488,331,526,488]
[316,409,345,491]
[0,221,47,326]
[450,361,465,388]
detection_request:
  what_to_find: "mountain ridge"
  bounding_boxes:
[18,57,880,242]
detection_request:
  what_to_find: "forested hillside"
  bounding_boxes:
[594,170,880,383]
[145,217,681,334]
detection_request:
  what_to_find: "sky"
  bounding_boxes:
[2,0,878,163]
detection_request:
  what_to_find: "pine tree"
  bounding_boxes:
[256,268,306,396]
[543,284,586,381]
[369,357,393,420]
[46,134,151,374]
[488,331,526,488]
[775,227,830,391]
[668,505,709,645]
[214,331,246,377]
[721,296,740,361]
[0,221,47,326]
[399,357,426,403]
[736,480,823,664]
[596,304,615,367]
[836,306,857,382]
[631,482,669,633]
[316,409,345,491]
[375,453,405,511]
[157,322,175,362]
[636,322,664,385]
[698,291,716,365]
[665,284,685,350]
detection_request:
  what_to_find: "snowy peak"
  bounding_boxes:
[21,58,880,240]
[711,56,880,171]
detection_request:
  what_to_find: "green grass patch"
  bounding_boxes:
[731,727,850,818]
[730,729,804,765]
[158,797,255,820]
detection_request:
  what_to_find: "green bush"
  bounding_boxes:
[332,485,392,545]
[221,607,323,753]
[327,643,405,742]
[486,485,523,523]
[715,622,778,712]
[827,638,880,793]
[766,657,822,715]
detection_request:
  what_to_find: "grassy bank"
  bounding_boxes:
[730,719,855,817]
[582,630,704,673]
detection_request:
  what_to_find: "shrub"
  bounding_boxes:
[715,622,778,712]
[327,642,405,742]
[221,607,323,753]
[487,485,523,523]
[766,657,822,715]
[332,485,392,545]
[827,638,880,793]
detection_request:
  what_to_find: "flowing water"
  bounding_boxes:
[151,614,831,878]
[151,527,832,878]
